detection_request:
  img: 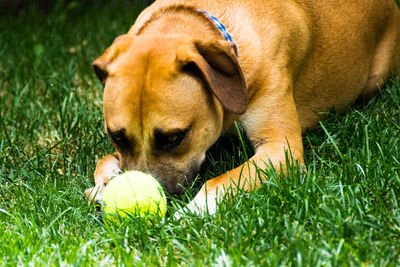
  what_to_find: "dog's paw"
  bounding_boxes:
[86,154,122,204]
[173,191,218,219]
[85,185,102,202]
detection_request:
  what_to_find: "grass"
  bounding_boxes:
[1,1,399,265]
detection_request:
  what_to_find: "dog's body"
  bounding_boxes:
[86,0,400,215]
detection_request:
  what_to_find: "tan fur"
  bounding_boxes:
[86,0,400,215]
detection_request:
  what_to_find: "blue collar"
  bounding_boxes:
[198,10,238,56]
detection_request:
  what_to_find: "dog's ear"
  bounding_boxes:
[179,40,247,115]
[92,34,132,86]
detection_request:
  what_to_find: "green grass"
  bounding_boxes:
[1,1,400,265]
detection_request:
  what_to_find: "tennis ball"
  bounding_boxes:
[102,171,167,221]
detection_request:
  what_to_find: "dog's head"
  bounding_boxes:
[92,34,246,193]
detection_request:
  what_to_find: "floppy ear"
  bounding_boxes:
[180,40,247,115]
[92,34,132,86]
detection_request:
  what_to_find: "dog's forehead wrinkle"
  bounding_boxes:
[136,52,153,170]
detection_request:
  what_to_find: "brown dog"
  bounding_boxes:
[86,0,400,216]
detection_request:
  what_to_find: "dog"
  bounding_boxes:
[85,0,400,216]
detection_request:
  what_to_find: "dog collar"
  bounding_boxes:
[198,9,238,56]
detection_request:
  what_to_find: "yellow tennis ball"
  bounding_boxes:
[102,171,167,221]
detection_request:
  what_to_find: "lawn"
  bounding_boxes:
[0,1,399,265]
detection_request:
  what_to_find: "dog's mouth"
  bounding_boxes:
[148,160,202,195]
[118,152,205,195]
[155,171,200,195]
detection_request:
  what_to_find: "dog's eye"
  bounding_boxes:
[167,134,179,142]
[107,127,131,150]
[154,127,190,152]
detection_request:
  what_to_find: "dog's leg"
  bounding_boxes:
[362,6,400,97]
[176,91,304,217]
[85,153,121,203]
[178,142,304,217]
